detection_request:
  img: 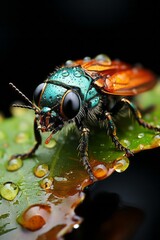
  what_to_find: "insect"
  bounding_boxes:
[10,54,159,181]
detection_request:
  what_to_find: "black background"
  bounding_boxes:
[1,1,160,239]
[1,0,160,116]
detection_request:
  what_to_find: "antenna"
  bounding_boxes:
[9,82,39,111]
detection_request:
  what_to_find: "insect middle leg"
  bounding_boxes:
[105,112,134,157]
[78,127,95,181]
[10,118,42,160]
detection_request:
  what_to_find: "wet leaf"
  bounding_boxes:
[0,82,160,240]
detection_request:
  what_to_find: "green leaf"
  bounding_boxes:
[0,82,160,240]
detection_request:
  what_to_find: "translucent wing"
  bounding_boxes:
[70,56,157,96]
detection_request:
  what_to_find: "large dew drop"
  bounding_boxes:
[17,204,51,231]
[0,182,19,201]
[114,156,130,173]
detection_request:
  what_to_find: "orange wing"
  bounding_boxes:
[71,55,157,96]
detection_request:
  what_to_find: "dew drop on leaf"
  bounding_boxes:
[120,139,131,148]
[34,164,49,178]
[40,177,54,189]
[138,133,145,139]
[114,156,130,173]
[0,182,19,201]
[7,158,23,171]
[17,204,51,231]
[44,139,56,148]
[93,164,108,179]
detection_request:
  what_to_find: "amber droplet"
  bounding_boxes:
[40,177,54,190]
[44,139,56,148]
[34,164,49,178]
[7,158,23,171]
[0,182,19,201]
[114,156,129,173]
[93,164,108,179]
[17,204,51,231]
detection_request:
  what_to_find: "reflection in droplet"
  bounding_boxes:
[34,164,49,178]
[95,54,111,63]
[62,69,69,77]
[17,204,51,231]
[138,133,145,139]
[93,164,108,179]
[54,176,67,182]
[73,69,82,77]
[65,60,73,66]
[7,158,23,171]
[0,182,19,201]
[83,56,91,62]
[44,139,56,148]
[40,177,54,190]
[114,156,130,173]
[73,223,80,229]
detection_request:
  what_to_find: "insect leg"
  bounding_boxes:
[105,112,134,157]
[78,127,96,181]
[111,98,160,131]
[10,118,42,160]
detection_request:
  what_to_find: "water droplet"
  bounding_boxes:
[93,164,108,179]
[138,144,145,150]
[138,133,145,139]
[0,182,19,201]
[15,132,28,143]
[73,69,82,77]
[73,223,80,229]
[17,204,51,231]
[44,139,56,148]
[121,139,130,148]
[7,158,23,171]
[54,176,67,182]
[83,56,91,62]
[62,69,69,77]
[34,164,49,178]
[95,54,111,63]
[40,177,54,189]
[114,156,129,173]
[65,60,73,66]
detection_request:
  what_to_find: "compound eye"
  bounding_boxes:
[33,83,45,106]
[62,91,81,119]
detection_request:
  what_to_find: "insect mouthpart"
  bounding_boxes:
[36,108,63,134]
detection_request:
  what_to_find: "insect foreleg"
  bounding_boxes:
[111,98,160,132]
[105,112,134,157]
[10,118,42,160]
[78,127,95,181]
